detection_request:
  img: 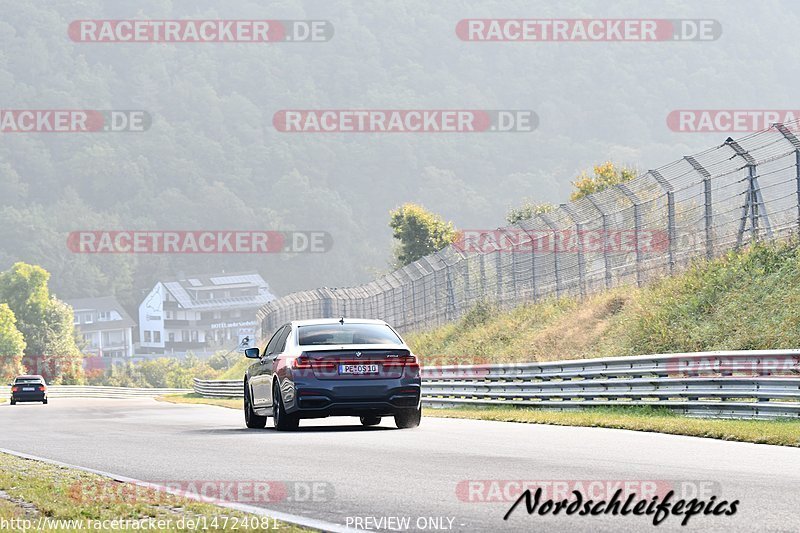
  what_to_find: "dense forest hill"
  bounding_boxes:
[0,0,796,310]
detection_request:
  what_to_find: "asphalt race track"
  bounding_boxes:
[1,399,798,532]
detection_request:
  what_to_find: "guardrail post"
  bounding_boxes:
[650,170,676,274]
[684,155,713,259]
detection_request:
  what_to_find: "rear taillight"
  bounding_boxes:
[384,355,419,368]
[292,356,312,369]
[11,386,18,393]
[292,356,337,371]
[38,385,46,392]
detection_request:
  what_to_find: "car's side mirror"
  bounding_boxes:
[244,348,261,359]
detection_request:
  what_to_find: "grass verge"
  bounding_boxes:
[406,240,800,364]
[0,452,310,532]
[158,394,799,447]
[157,393,241,410]
[426,405,800,447]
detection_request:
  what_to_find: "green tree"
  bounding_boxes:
[0,263,83,383]
[36,299,84,383]
[0,263,50,332]
[389,203,456,266]
[506,201,556,224]
[570,162,638,201]
[0,303,26,382]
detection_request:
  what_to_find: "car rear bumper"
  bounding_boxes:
[12,392,46,402]
[286,381,421,418]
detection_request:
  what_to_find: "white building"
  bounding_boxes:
[67,297,136,358]
[138,272,275,355]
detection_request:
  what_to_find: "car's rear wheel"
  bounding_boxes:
[395,405,422,429]
[43,398,47,405]
[273,383,299,431]
[10,399,15,405]
[360,416,381,426]
[244,382,267,429]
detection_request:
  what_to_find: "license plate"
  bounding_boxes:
[339,364,379,375]
[22,387,34,391]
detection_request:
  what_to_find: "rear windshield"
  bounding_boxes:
[298,324,403,346]
[15,378,43,384]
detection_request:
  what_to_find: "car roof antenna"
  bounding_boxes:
[339,316,345,325]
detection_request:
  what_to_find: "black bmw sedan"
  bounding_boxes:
[243,318,422,431]
[10,375,48,405]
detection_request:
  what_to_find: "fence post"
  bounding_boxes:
[775,124,800,232]
[539,213,562,297]
[726,138,772,245]
[445,263,456,321]
[508,229,519,301]
[518,225,539,302]
[650,170,676,274]
[560,203,586,298]
[478,251,487,299]
[585,196,611,288]
[494,248,503,301]
[684,155,713,259]
[618,184,643,287]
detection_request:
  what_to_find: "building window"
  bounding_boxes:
[144,331,152,343]
[154,331,161,343]
[168,332,175,343]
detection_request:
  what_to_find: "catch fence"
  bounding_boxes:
[258,123,800,334]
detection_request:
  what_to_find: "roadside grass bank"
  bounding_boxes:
[406,240,800,364]
[158,394,799,447]
[426,405,800,447]
[0,452,310,532]
[157,393,241,410]
[218,359,250,380]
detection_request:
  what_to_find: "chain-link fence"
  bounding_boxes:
[257,122,800,336]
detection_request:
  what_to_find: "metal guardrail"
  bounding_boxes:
[3,386,191,399]
[193,350,800,419]
[193,379,243,399]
